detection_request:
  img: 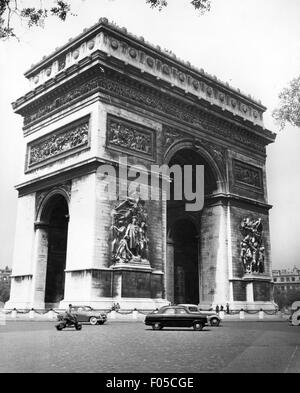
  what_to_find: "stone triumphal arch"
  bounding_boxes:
[6,19,276,311]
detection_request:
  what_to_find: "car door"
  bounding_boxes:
[175,307,191,327]
[76,307,87,322]
[161,307,176,327]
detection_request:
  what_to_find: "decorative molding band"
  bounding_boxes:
[106,114,156,160]
[233,159,263,190]
[17,19,266,127]
[22,71,268,154]
[11,274,33,280]
[26,115,90,171]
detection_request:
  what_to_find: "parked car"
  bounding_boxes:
[178,304,221,327]
[145,305,208,331]
[58,306,107,325]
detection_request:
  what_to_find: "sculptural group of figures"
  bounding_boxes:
[110,197,149,264]
[240,217,265,274]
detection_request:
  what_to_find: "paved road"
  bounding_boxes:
[0,320,299,373]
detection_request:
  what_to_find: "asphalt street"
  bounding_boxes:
[0,320,299,373]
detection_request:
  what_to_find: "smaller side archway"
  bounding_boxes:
[34,192,70,308]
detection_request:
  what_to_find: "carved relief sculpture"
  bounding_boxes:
[240,217,265,274]
[107,115,154,159]
[28,117,89,168]
[110,197,149,264]
[234,160,263,189]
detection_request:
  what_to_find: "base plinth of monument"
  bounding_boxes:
[112,257,152,271]
[242,274,272,282]
[4,301,43,310]
[112,262,152,272]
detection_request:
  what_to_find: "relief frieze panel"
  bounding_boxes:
[27,116,90,170]
[106,115,155,160]
[233,159,263,190]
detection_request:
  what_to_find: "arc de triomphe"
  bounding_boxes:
[6,18,276,311]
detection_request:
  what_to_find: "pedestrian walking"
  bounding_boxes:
[226,303,230,314]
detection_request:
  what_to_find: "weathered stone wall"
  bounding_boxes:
[66,173,97,271]
[11,194,36,277]
[6,276,32,308]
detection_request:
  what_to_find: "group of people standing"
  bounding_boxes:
[215,303,230,314]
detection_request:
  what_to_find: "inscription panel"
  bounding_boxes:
[233,280,247,301]
[253,281,272,302]
[106,114,156,160]
[26,116,90,170]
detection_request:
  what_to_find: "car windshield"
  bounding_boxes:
[84,306,92,311]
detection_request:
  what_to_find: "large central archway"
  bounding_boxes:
[41,194,69,308]
[172,218,199,304]
[166,145,220,305]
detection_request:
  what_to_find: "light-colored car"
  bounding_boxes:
[59,306,107,325]
[178,304,221,327]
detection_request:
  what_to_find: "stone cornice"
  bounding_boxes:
[206,192,272,210]
[14,64,275,152]
[13,18,271,129]
[16,157,103,197]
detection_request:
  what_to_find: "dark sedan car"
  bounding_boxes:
[145,306,208,331]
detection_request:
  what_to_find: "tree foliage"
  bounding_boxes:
[0,0,72,39]
[273,286,300,310]
[0,280,10,303]
[0,0,212,40]
[146,0,211,13]
[273,76,300,130]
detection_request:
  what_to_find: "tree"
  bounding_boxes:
[273,286,300,310]
[0,0,72,39]
[272,76,300,130]
[0,280,10,303]
[0,0,212,40]
[146,0,211,13]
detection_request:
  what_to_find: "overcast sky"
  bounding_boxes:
[0,0,300,270]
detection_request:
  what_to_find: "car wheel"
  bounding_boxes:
[89,317,98,325]
[152,322,162,330]
[210,317,220,327]
[193,322,204,331]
